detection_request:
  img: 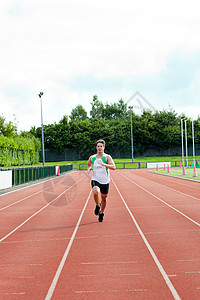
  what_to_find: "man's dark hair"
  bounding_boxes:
[96,139,105,147]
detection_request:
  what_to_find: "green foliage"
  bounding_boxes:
[0,115,17,137]
[69,105,88,121]
[28,96,200,159]
[0,135,41,167]
[102,99,129,120]
[90,95,104,119]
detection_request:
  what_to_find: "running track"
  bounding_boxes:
[0,169,199,299]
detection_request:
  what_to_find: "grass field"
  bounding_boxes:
[152,167,200,181]
[40,155,200,170]
[2,155,200,172]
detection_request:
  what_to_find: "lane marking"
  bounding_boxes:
[2,228,199,244]
[185,271,200,274]
[78,273,140,277]
[120,174,200,228]
[45,190,92,300]
[79,275,99,277]
[81,261,137,265]
[19,276,35,279]
[148,171,200,190]
[0,172,79,211]
[75,289,147,294]
[120,273,140,276]
[0,170,78,197]
[0,263,42,266]
[132,172,200,202]
[0,176,86,243]
[0,292,26,295]
[112,178,181,300]
[177,259,200,262]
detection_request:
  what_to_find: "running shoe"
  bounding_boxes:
[94,205,100,215]
[98,212,104,222]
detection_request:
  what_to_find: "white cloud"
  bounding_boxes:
[1,0,200,130]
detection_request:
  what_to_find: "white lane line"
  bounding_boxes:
[120,174,200,228]
[150,172,200,190]
[78,273,140,277]
[135,173,200,202]
[75,289,147,294]
[177,259,200,262]
[0,171,79,211]
[112,178,181,300]
[0,263,42,266]
[19,276,35,279]
[0,292,26,295]
[0,176,85,243]
[81,261,137,265]
[0,187,50,212]
[120,273,140,276]
[79,275,99,277]
[44,190,92,300]
[0,170,78,197]
[185,271,200,274]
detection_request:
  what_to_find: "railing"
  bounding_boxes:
[11,164,73,186]
[78,160,200,170]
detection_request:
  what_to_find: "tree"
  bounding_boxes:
[90,95,104,119]
[102,99,129,120]
[0,115,17,137]
[69,105,88,121]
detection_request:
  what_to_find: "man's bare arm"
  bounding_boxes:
[97,155,115,170]
[87,156,92,173]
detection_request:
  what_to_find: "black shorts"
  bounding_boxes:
[91,180,109,195]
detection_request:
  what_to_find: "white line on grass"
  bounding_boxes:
[44,190,92,300]
[112,178,181,300]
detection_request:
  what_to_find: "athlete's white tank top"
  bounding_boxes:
[91,154,110,184]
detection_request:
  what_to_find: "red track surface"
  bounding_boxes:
[0,169,200,299]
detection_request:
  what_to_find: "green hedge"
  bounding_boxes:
[0,135,41,167]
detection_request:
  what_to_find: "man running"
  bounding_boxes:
[87,139,115,222]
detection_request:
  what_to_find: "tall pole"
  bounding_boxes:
[185,120,188,168]
[39,92,45,166]
[192,119,195,167]
[181,119,184,167]
[128,106,134,162]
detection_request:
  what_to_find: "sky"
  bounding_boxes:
[1,0,200,131]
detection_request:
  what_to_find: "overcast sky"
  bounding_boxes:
[1,0,200,131]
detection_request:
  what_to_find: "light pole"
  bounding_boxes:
[128,106,134,162]
[192,119,195,167]
[185,119,188,167]
[38,92,45,166]
[181,119,184,167]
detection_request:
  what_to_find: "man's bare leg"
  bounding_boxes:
[92,186,101,206]
[100,194,107,213]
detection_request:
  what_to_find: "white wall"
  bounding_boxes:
[147,162,171,169]
[0,170,12,189]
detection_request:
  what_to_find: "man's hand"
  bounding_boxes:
[97,160,104,166]
[87,166,92,174]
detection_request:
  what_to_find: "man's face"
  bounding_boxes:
[96,143,105,153]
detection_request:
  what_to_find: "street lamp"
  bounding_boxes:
[128,106,134,162]
[185,119,188,167]
[181,119,184,167]
[38,92,45,166]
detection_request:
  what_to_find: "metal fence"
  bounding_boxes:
[11,164,73,186]
[78,160,200,170]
